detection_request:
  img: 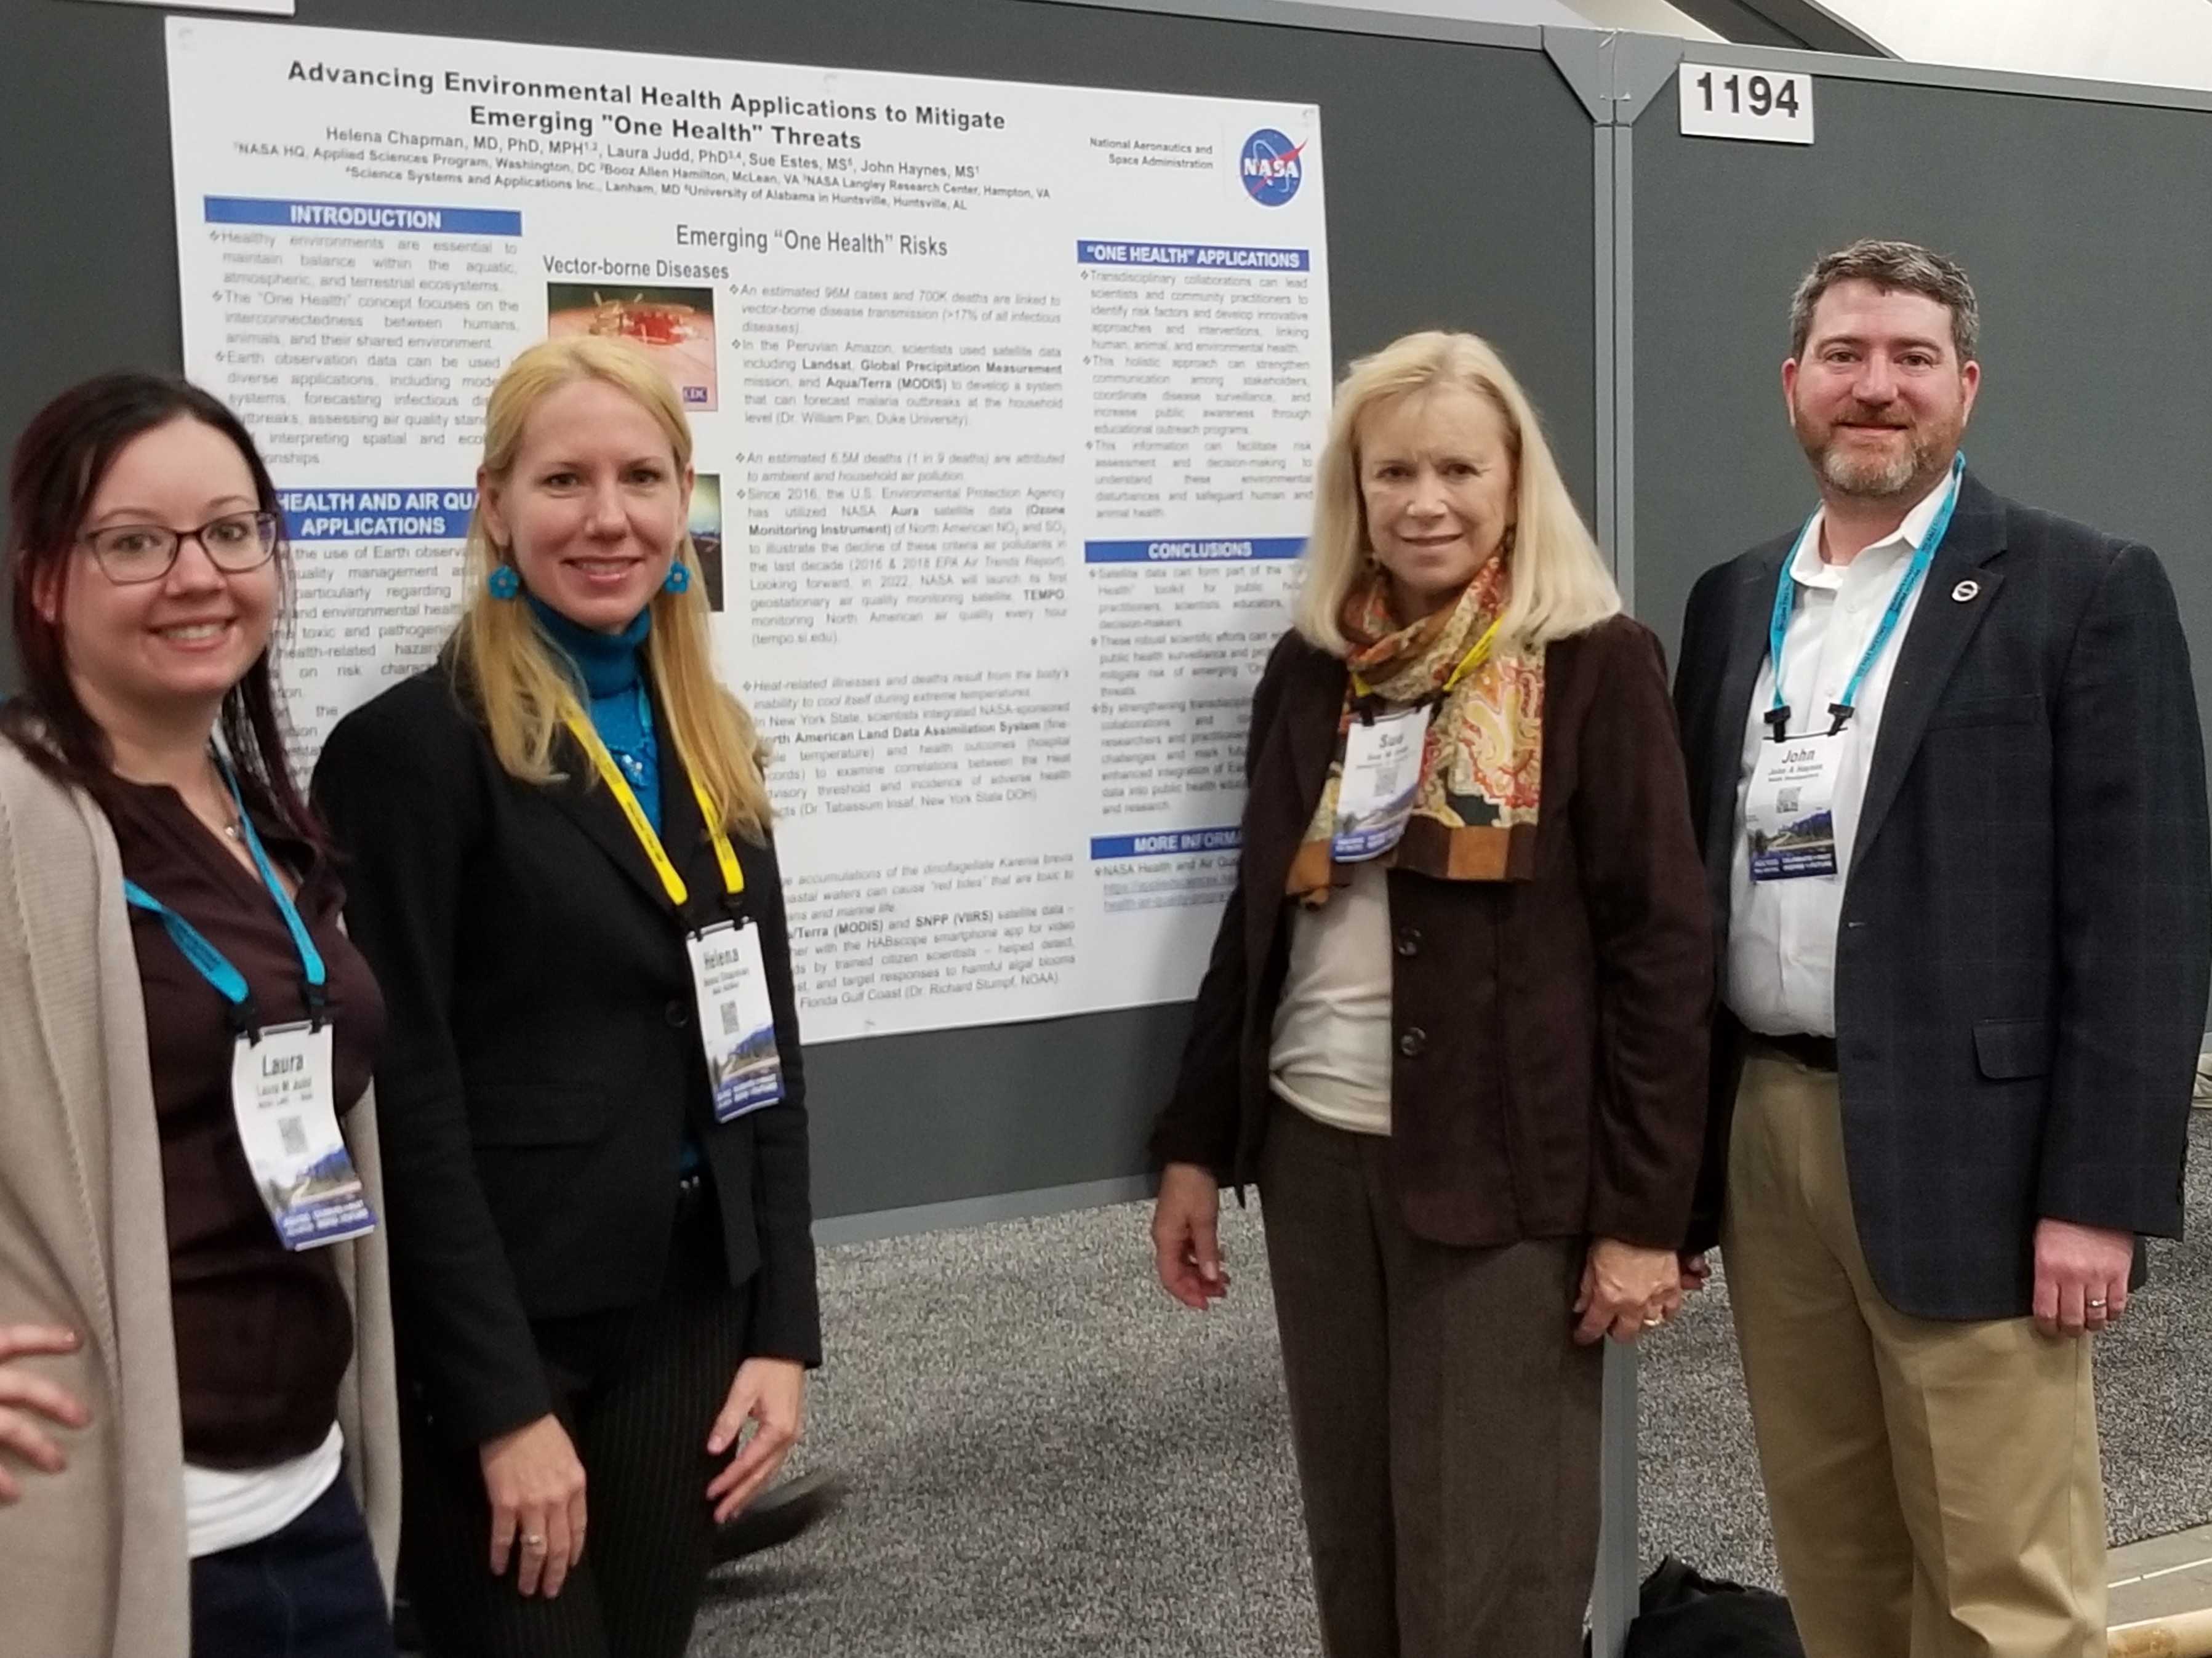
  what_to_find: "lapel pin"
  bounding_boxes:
[1951,580,1981,603]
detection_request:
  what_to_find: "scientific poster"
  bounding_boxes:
[169,18,1332,1039]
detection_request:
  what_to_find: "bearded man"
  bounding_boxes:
[1671,238,2209,1658]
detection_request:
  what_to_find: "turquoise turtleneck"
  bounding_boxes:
[528,595,662,832]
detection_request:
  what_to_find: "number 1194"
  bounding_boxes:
[1696,70,1800,118]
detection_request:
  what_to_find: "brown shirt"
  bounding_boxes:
[1151,617,1713,1249]
[87,772,385,1467]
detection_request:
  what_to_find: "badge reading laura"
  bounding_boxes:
[228,1022,376,1250]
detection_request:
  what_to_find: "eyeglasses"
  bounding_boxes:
[80,511,281,585]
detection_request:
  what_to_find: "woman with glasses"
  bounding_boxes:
[0,373,399,1658]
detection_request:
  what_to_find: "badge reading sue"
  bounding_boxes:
[228,1022,375,1250]
[1332,705,1430,861]
[1745,736,1844,880]
[687,921,787,1122]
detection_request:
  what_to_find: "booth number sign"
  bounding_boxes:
[1678,63,1815,145]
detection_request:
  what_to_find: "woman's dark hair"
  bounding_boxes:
[2,371,319,845]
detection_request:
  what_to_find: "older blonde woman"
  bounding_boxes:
[314,336,817,1658]
[1149,330,1711,1656]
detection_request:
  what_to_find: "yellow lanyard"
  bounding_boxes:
[1351,617,1502,702]
[565,716,744,910]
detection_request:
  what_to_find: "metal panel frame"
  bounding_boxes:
[1025,0,1544,48]
[33,2,2212,1645]
[1616,28,2212,117]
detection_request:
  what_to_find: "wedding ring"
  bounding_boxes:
[523,1534,547,1550]
[2087,1298,2108,1310]
[1641,1315,1664,1328]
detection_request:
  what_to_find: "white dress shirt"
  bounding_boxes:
[1725,471,1957,1038]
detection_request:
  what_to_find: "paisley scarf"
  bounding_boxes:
[1288,554,1544,903]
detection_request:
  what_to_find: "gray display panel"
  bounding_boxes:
[0,0,1597,1220]
[1630,70,2212,759]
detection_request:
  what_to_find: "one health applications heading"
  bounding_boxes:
[206,197,523,236]
[1077,240,1309,271]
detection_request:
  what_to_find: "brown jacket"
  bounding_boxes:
[1150,615,1713,1249]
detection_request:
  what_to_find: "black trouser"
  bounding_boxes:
[191,1472,396,1658]
[399,1199,756,1658]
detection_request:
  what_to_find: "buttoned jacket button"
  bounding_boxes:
[1398,1027,1427,1057]
[1395,927,1422,958]
[665,999,691,1028]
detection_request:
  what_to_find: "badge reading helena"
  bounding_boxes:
[229,1022,376,1249]
[564,715,781,1121]
[686,921,786,1122]
[1331,705,1431,861]
[1744,735,1844,881]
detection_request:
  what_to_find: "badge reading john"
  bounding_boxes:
[687,922,786,1122]
[229,1022,377,1250]
[1744,737,1843,880]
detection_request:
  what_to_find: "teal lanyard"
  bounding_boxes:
[122,757,327,1038]
[1765,452,1965,741]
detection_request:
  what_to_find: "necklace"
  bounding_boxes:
[202,756,244,841]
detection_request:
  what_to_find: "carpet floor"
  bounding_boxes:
[679,1116,2212,1654]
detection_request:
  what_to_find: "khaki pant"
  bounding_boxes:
[1723,1049,2106,1658]
[1259,1100,1603,1658]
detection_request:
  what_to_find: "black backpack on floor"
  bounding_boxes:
[1621,1556,1805,1657]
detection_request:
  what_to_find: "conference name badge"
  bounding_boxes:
[1745,736,1845,881]
[228,1022,376,1251]
[1332,705,1430,861]
[687,921,787,1123]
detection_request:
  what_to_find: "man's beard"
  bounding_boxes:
[1797,404,1947,500]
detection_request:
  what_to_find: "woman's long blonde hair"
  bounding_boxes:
[1293,330,1621,656]
[455,335,771,840]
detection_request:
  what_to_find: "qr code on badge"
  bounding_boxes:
[1777,787,1801,814]
[279,1116,307,1157]
[719,1000,739,1031]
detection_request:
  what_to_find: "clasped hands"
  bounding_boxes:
[1572,1238,1707,1345]
[1152,1162,1707,1345]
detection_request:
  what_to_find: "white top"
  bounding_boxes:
[1270,859,1394,1135]
[183,1422,345,1560]
[1725,471,1955,1038]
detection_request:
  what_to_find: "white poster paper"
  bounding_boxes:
[167,18,1332,1041]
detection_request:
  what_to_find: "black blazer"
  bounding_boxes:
[1675,471,2210,1319]
[314,667,820,1447]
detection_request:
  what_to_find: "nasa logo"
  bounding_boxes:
[1238,128,1305,206]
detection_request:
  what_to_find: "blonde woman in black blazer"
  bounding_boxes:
[316,335,818,1658]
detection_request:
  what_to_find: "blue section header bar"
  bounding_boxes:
[1084,537,1304,564]
[281,487,474,542]
[206,197,523,236]
[1090,827,1243,860]
[1076,240,1308,271]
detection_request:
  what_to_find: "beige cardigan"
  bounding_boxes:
[0,742,399,1657]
